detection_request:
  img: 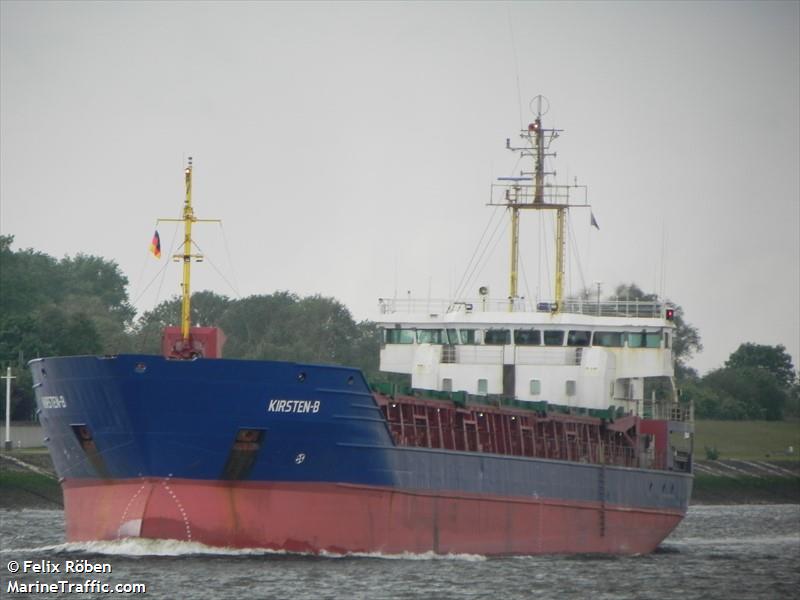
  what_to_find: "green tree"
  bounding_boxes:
[1,236,132,419]
[130,291,232,354]
[786,375,800,418]
[350,320,381,379]
[60,254,134,323]
[702,366,787,420]
[130,290,381,376]
[725,343,796,388]
[1,237,133,356]
[0,235,62,316]
[681,379,741,420]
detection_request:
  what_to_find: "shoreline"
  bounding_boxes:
[2,452,798,511]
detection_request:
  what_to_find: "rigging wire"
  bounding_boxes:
[191,239,241,299]
[518,249,534,311]
[136,225,181,352]
[567,213,588,296]
[468,217,510,295]
[453,208,499,299]
[132,221,159,313]
[453,206,504,299]
[131,221,181,311]
[219,222,242,298]
[130,253,173,309]
[456,209,508,299]
[453,152,523,301]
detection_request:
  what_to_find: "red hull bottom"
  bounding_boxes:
[62,479,684,555]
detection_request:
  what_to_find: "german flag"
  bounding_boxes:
[150,231,161,258]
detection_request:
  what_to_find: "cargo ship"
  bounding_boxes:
[30,100,693,555]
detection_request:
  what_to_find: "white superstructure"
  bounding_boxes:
[377,298,676,416]
[376,97,680,418]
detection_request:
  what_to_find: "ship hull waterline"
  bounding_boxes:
[32,354,692,556]
[63,477,685,556]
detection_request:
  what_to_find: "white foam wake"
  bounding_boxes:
[667,534,800,547]
[1,538,485,561]
[1,539,286,557]
[319,549,486,562]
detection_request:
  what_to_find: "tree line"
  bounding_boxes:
[0,235,379,420]
[1,237,797,421]
[682,343,798,421]
[571,283,798,421]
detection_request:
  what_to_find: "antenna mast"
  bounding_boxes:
[158,157,220,353]
[491,95,588,313]
[180,158,195,342]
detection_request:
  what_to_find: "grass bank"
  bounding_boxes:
[692,472,800,504]
[694,419,800,460]
[0,469,63,509]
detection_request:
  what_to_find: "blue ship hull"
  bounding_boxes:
[30,354,691,554]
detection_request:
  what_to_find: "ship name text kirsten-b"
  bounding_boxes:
[267,399,321,414]
[40,395,67,409]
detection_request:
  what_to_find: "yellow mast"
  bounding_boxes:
[554,207,566,310]
[158,157,220,346]
[492,96,585,315]
[180,159,194,341]
[507,115,550,310]
[509,206,519,307]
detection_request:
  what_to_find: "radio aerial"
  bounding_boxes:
[529,94,550,118]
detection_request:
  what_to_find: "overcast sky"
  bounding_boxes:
[2,1,798,375]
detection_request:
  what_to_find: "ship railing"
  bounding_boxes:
[489,181,577,206]
[378,297,667,318]
[648,401,693,423]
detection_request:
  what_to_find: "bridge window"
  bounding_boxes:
[567,330,591,347]
[530,379,541,395]
[446,328,460,344]
[385,329,415,344]
[484,329,510,345]
[460,329,479,344]
[543,330,565,346]
[628,331,662,348]
[647,332,661,348]
[514,329,541,345]
[593,331,624,347]
[477,379,488,395]
[417,329,444,344]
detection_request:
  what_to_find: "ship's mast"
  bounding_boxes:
[509,205,520,303]
[492,96,587,313]
[158,157,220,348]
[180,158,194,341]
[554,202,567,310]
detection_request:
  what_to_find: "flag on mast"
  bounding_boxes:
[590,212,600,230]
[150,231,161,258]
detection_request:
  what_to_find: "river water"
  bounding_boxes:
[1,505,798,599]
